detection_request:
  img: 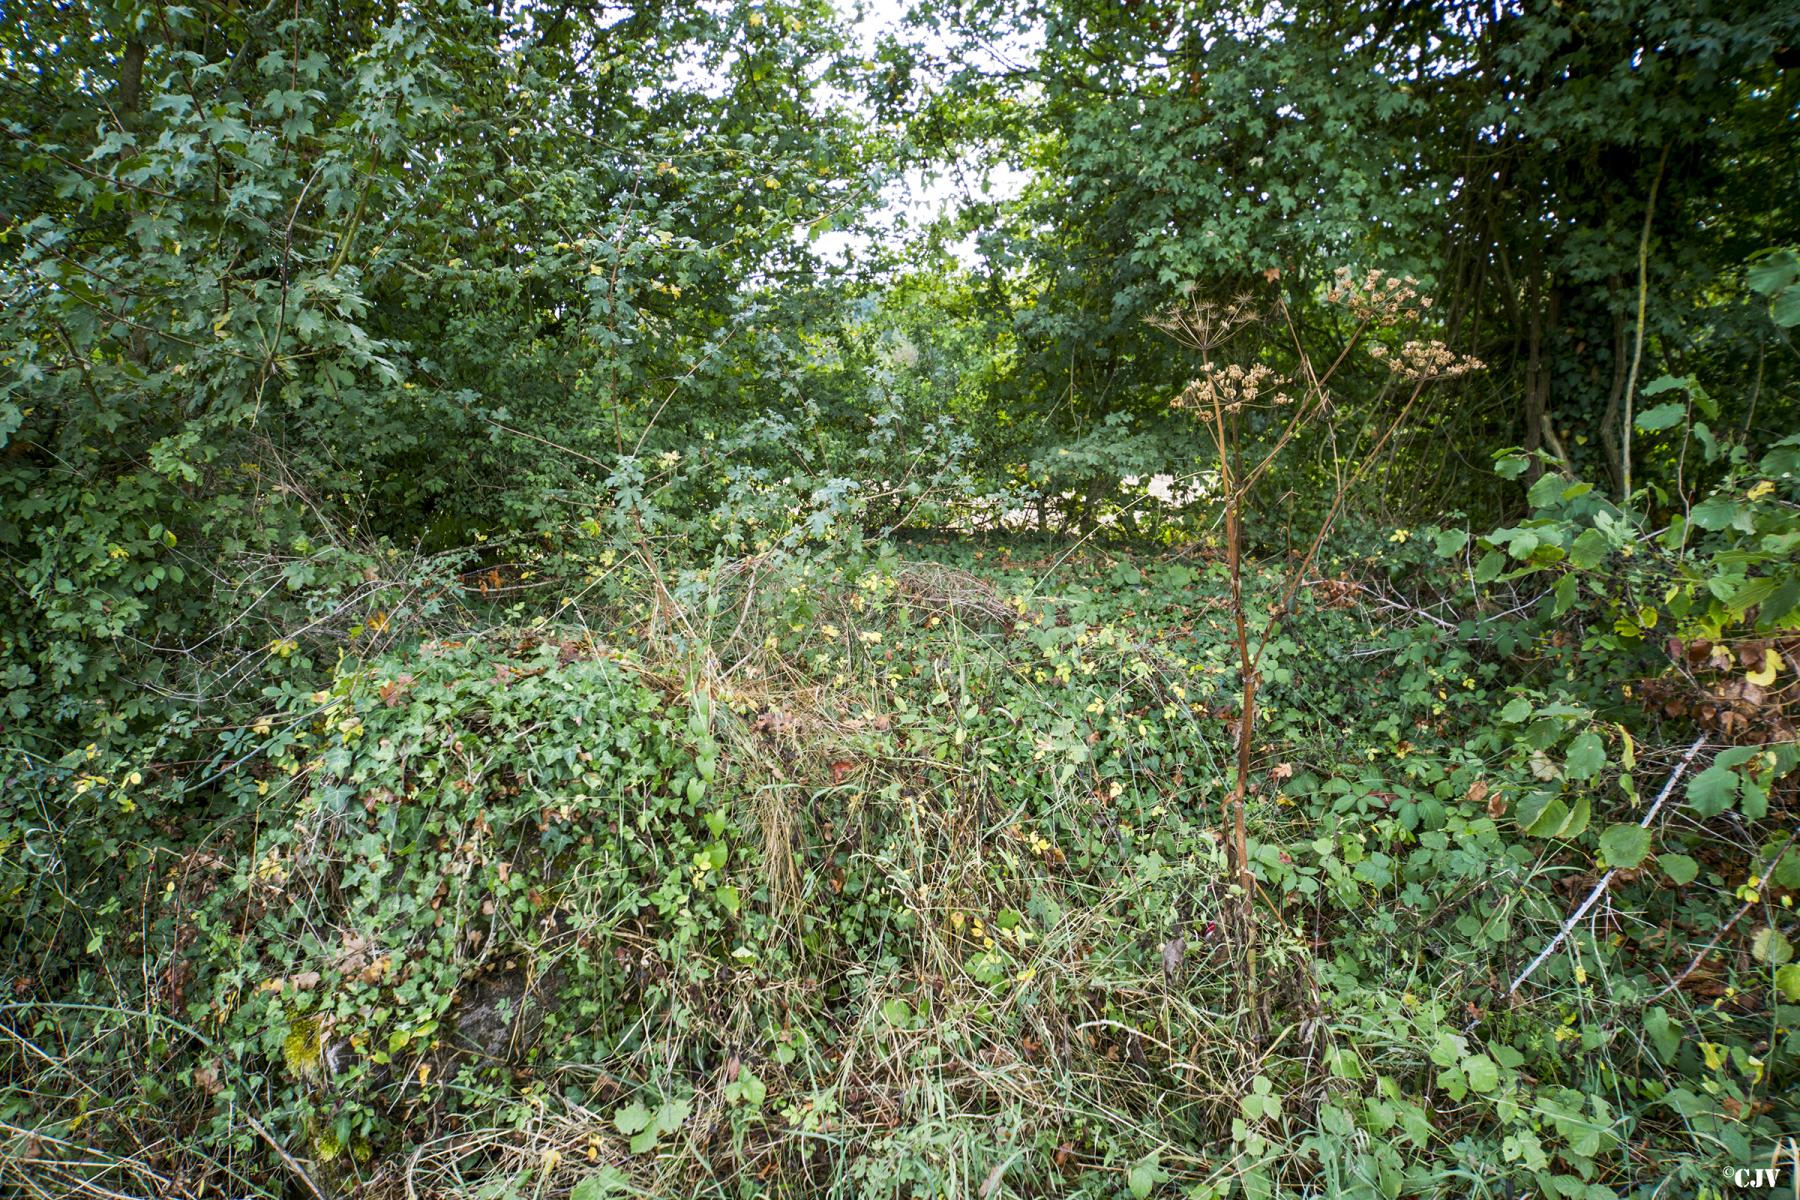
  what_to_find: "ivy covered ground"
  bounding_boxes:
[6,0,1800,1196]
[10,497,1800,1198]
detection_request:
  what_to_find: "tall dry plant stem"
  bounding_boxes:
[1151,272,1483,1006]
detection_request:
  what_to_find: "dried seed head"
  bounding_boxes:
[1170,362,1288,418]
[1147,292,1263,352]
[1374,338,1484,381]
[1330,266,1427,324]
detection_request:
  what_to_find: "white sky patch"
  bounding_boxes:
[808,0,1035,268]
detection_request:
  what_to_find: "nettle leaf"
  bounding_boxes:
[1527,474,1565,508]
[571,1167,631,1200]
[1598,823,1651,868]
[1747,250,1800,297]
[1686,764,1741,817]
[1462,1053,1499,1093]
[612,1101,653,1135]
[1689,495,1744,532]
[1633,402,1685,432]
[1127,1151,1163,1199]
[1773,285,1800,329]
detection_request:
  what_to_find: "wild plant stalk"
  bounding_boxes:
[1151,272,1483,984]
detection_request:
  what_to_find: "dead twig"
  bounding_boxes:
[1649,828,1798,1002]
[1504,736,1707,1000]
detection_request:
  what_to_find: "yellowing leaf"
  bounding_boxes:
[1752,926,1794,965]
[1746,648,1783,687]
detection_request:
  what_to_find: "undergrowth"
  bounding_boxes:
[5,512,1796,1198]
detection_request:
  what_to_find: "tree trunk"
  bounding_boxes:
[118,39,146,116]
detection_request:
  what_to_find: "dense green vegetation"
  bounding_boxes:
[3,1,1799,1196]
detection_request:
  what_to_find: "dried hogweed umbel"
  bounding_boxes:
[1368,339,1484,382]
[1147,292,1262,354]
[1327,267,1431,324]
[1172,361,1292,420]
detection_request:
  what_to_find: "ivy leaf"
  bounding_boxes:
[1643,1007,1680,1062]
[1598,823,1651,868]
